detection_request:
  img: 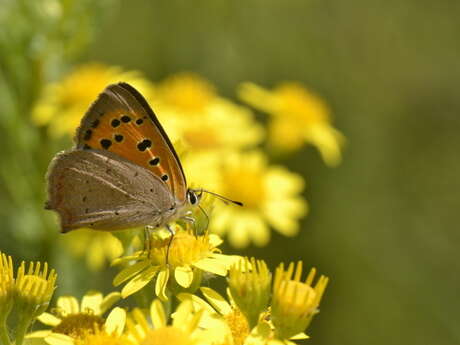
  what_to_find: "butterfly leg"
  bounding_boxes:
[181,216,197,237]
[165,224,176,265]
[144,225,154,258]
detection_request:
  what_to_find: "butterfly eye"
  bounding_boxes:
[188,191,198,205]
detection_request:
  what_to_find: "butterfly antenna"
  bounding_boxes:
[200,189,243,206]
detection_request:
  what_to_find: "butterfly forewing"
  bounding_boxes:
[75,83,187,204]
[46,149,175,232]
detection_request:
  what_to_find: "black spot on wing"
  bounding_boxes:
[149,157,160,166]
[137,139,152,151]
[111,119,121,127]
[100,139,112,149]
[121,115,131,123]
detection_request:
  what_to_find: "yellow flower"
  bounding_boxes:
[113,228,240,301]
[14,260,57,318]
[74,321,135,345]
[271,262,328,340]
[0,252,14,318]
[153,73,264,155]
[126,299,211,345]
[228,258,272,328]
[62,230,123,271]
[210,151,307,248]
[32,63,154,137]
[0,252,58,345]
[178,287,250,345]
[239,82,344,166]
[155,72,217,114]
[29,291,122,344]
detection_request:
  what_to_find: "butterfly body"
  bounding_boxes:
[46,83,200,233]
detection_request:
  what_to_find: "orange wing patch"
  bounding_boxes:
[75,84,187,203]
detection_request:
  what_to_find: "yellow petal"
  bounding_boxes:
[193,258,227,276]
[150,299,167,328]
[174,266,193,288]
[290,332,309,340]
[105,307,126,336]
[208,234,223,247]
[176,293,216,314]
[208,253,242,267]
[121,266,158,298]
[113,261,151,286]
[81,291,103,314]
[155,269,170,301]
[26,330,53,338]
[200,287,232,315]
[57,296,79,314]
[100,291,121,314]
[171,300,194,329]
[37,313,61,326]
[44,333,75,345]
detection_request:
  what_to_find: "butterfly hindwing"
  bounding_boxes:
[75,83,187,204]
[46,149,175,232]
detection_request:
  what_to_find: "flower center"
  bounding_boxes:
[76,330,133,345]
[148,232,213,267]
[52,313,105,339]
[224,309,250,345]
[222,169,265,209]
[141,327,195,345]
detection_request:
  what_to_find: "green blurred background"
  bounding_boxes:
[2,1,460,344]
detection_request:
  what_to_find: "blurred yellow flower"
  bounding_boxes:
[239,82,344,166]
[271,262,328,340]
[155,72,216,114]
[154,73,264,155]
[126,299,210,345]
[32,63,154,137]
[62,230,123,271]
[210,151,307,248]
[113,228,240,300]
[29,290,122,344]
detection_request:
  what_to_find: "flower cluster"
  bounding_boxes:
[17,254,327,345]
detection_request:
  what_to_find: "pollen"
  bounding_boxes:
[141,327,194,345]
[76,329,133,345]
[222,169,265,209]
[224,309,250,345]
[53,314,105,339]
[147,231,213,267]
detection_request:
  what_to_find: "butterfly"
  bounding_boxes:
[45,82,241,234]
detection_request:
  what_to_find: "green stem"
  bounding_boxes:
[0,315,11,345]
[13,315,32,345]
